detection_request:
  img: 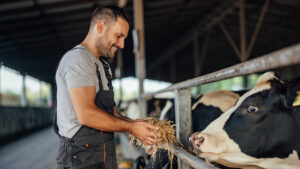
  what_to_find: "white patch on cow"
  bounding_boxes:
[191,90,240,112]
[257,71,277,84]
[159,100,173,120]
[202,150,300,169]
[193,72,286,168]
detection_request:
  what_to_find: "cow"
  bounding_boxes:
[190,72,300,169]
[134,90,242,169]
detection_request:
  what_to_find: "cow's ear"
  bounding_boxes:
[287,76,300,107]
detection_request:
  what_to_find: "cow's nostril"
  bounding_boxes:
[195,136,205,148]
[199,136,204,143]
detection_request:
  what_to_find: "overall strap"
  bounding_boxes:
[100,58,113,91]
[95,63,104,92]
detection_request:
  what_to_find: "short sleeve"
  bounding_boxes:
[60,50,96,89]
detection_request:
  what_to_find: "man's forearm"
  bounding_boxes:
[114,108,133,122]
[78,105,133,133]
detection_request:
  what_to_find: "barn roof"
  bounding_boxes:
[0,0,299,84]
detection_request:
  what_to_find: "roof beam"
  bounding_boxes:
[148,0,239,73]
[239,0,247,62]
[0,0,112,18]
[246,0,270,60]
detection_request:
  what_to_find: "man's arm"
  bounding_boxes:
[114,108,133,122]
[69,86,161,145]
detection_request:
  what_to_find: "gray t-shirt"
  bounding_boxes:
[55,44,112,138]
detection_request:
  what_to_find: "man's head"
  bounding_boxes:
[89,6,130,59]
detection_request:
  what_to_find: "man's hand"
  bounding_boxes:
[130,120,162,146]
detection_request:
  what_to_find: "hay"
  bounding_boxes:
[129,117,177,166]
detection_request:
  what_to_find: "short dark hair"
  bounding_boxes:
[90,5,130,26]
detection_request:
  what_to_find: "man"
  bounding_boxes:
[55,6,161,169]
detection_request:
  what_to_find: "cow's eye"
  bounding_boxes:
[248,105,258,112]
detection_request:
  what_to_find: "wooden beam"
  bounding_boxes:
[239,0,247,62]
[0,0,112,18]
[219,22,241,59]
[246,0,270,60]
[134,0,147,117]
[148,0,239,73]
[116,50,124,101]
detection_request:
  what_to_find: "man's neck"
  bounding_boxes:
[81,38,100,59]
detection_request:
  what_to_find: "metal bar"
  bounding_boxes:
[170,145,217,169]
[219,22,241,60]
[141,43,300,98]
[175,89,192,169]
[239,0,247,62]
[246,0,270,60]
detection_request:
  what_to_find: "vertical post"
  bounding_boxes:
[239,0,247,62]
[39,80,43,106]
[133,0,147,117]
[21,75,27,107]
[175,89,192,169]
[117,50,124,102]
[0,64,2,106]
[243,75,248,89]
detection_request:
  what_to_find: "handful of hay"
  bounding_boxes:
[129,117,177,163]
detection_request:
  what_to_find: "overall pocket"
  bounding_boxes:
[70,143,104,169]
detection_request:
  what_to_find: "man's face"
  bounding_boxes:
[98,17,129,59]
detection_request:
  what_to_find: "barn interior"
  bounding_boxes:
[0,0,299,169]
[1,0,299,84]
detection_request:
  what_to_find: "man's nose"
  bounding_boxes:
[116,39,125,49]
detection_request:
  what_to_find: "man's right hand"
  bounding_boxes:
[130,120,162,146]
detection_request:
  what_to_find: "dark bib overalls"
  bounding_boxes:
[55,46,117,169]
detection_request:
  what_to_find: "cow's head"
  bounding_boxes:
[190,72,300,168]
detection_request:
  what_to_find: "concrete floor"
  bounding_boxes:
[0,127,59,169]
[0,127,141,169]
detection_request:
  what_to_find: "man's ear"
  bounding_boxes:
[287,76,300,107]
[96,21,107,36]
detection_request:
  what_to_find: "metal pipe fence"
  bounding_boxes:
[137,43,300,169]
[142,43,300,99]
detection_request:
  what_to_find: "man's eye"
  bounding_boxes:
[248,105,258,113]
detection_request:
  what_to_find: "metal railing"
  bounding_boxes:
[139,43,300,169]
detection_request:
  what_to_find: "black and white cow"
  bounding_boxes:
[134,90,242,169]
[190,72,300,169]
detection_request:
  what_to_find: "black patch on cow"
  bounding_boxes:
[192,104,223,132]
[143,149,178,169]
[224,89,298,159]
